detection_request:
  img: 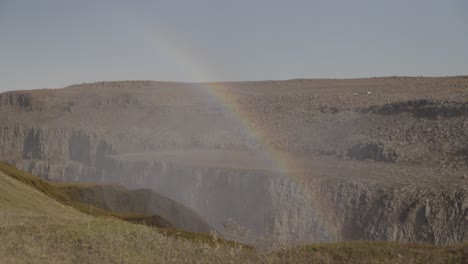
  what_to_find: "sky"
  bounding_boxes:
[0,0,467,91]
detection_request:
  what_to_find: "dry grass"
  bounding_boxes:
[1,214,467,264]
[0,162,234,244]
[0,171,85,219]
[274,241,468,264]
[0,215,260,264]
[1,162,467,263]
[0,162,154,219]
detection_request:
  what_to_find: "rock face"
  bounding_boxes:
[0,77,467,244]
[86,154,466,244]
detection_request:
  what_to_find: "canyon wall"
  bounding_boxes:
[3,123,465,244]
[1,78,467,244]
[94,157,468,244]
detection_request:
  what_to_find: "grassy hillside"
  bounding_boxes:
[0,162,223,244]
[0,162,172,227]
[0,162,467,263]
[0,170,85,218]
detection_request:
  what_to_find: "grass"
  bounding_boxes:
[274,241,468,263]
[1,162,467,263]
[0,170,86,219]
[0,215,260,264]
[1,213,466,263]
[0,162,228,243]
[0,162,171,225]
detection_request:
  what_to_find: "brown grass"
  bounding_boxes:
[1,213,466,264]
[0,162,175,225]
[0,162,231,243]
[1,162,467,263]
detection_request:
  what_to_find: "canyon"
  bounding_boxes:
[1,77,467,244]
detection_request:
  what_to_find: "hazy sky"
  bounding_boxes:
[1,0,467,91]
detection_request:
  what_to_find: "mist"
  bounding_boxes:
[1,78,467,244]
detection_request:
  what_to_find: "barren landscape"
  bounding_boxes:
[2,0,467,262]
[1,77,467,246]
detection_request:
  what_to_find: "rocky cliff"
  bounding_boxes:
[0,77,467,244]
[87,153,466,244]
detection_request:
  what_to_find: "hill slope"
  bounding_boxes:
[1,164,467,263]
[0,162,211,232]
[0,170,84,218]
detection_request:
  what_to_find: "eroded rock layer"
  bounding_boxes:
[1,77,467,243]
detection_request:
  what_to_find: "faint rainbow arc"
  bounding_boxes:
[147,30,339,241]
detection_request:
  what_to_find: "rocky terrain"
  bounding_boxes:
[0,76,467,244]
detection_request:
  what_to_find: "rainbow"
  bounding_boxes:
[146,29,339,241]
